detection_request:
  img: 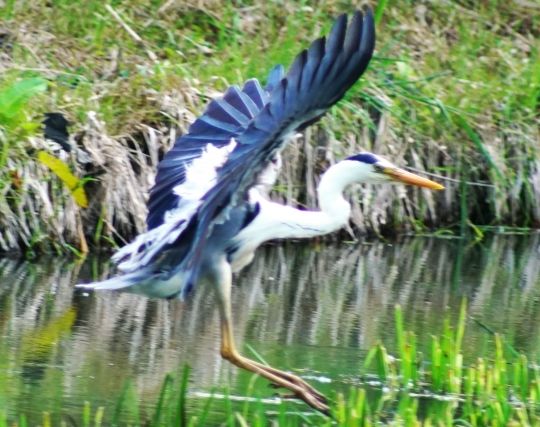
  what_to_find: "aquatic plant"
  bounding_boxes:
[360,301,540,425]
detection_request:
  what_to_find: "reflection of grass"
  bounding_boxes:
[4,301,539,425]
[20,309,76,360]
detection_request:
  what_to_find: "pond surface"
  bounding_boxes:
[0,235,539,424]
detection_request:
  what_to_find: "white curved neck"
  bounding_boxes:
[237,161,363,251]
[314,160,359,234]
[266,161,359,239]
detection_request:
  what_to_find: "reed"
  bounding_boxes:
[361,302,540,425]
[0,0,538,253]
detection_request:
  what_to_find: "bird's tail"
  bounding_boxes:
[76,268,187,299]
[76,271,143,291]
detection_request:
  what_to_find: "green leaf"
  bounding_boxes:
[374,0,389,24]
[37,150,88,207]
[0,77,47,120]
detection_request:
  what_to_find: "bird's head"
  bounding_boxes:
[345,152,444,190]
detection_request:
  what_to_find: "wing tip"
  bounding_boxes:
[358,6,376,62]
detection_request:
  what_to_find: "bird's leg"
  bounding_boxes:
[213,260,329,415]
[219,315,329,414]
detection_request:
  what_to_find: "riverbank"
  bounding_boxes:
[1,1,538,253]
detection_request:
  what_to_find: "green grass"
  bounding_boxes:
[0,0,538,252]
[3,301,539,426]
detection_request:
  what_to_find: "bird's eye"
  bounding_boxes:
[373,164,385,173]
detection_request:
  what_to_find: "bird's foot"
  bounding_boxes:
[225,352,330,415]
[293,387,330,415]
[262,368,329,414]
[263,366,327,403]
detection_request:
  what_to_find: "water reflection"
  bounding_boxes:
[0,235,539,422]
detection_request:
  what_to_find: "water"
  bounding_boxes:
[0,235,539,423]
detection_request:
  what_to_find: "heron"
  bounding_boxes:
[78,8,443,414]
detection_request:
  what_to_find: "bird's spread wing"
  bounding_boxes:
[112,67,285,272]
[180,9,375,294]
[113,9,374,296]
[146,76,281,230]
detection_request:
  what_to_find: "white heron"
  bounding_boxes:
[79,8,443,414]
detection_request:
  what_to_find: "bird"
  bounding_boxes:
[78,8,443,414]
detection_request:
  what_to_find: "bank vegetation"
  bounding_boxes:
[0,0,538,253]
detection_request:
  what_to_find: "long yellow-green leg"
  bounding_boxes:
[213,259,329,415]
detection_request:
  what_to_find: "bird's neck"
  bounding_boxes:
[237,161,360,248]
[315,161,359,233]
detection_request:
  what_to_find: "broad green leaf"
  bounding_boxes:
[0,77,47,119]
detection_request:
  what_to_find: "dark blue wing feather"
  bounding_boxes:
[146,80,270,229]
[242,80,267,109]
[223,87,255,118]
[147,57,294,230]
[177,9,375,296]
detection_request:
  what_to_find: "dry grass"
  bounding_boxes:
[0,0,538,253]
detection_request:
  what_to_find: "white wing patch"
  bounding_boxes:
[255,153,282,191]
[112,139,237,272]
[170,139,236,208]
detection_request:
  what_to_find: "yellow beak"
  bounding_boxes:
[384,167,445,190]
